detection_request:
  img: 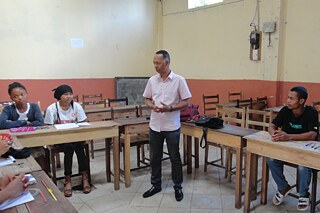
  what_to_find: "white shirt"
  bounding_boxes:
[44,102,87,124]
[16,103,30,121]
[143,71,192,132]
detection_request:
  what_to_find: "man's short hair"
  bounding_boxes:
[291,86,308,101]
[156,50,170,62]
[8,82,27,95]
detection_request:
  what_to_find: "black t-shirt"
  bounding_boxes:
[272,106,318,135]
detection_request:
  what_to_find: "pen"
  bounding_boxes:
[8,155,16,162]
[39,190,47,202]
[305,142,312,147]
[41,179,57,201]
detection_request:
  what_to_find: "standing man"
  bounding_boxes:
[142,50,192,201]
[267,86,318,211]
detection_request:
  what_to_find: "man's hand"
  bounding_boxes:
[271,130,291,142]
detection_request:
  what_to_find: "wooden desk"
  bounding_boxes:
[85,107,112,121]
[113,117,149,188]
[3,121,120,190]
[216,100,258,109]
[181,123,258,209]
[2,170,77,213]
[0,156,41,176]
[243,131,320,213]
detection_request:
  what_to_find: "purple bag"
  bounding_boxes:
[180,104,200,122]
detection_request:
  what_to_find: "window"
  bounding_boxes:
[188,0,223,9]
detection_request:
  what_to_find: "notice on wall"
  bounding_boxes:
[70,38,84,48]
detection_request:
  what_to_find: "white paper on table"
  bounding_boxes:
[0,191,34,210]
[77,122,91,127]
[0,158,14,167]
[54,123,79,130]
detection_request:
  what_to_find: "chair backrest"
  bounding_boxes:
[254,96,268,110]
[73,95,79,102]
[228,91,242,103]
[236,98,253,109]
[221,107,246,127]
[138,104,151,117]
[108,97,128,107]
[245,108,273,130]
[111,105,138,119]
[203,94,219,116]
[82,93,103,102]
[82,100,107,110]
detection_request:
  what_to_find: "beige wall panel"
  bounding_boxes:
[280,0,320,82]
[0,0,158,79]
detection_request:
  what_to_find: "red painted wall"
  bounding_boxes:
[1,79,319,112]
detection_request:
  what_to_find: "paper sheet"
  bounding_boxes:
[0,158,14,167]
[0,191,34,210]
[54,123,79,130]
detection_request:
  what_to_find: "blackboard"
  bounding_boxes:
[115,77,149,105]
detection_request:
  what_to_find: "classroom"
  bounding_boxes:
[0,0,319,212]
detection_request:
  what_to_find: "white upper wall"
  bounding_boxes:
[0,0,159,79]
[161,0,320,82]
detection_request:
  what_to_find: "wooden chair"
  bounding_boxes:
[255,96,268,110]
[73,95,79,102]
[48,143,91,185]
[111,106,150,171]
[108,97,128,107]
[236,98,253,109]
[202,94,225,172]
[82,93,106,110]
[203,94,219,116]
[245,108,273,131]
[228,91,243,103]
[82,95,109,158]
[221,107,246,181]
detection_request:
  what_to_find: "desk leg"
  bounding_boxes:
[194,138,199,169]
[235,147,243,209]
[187,135,192,174]
[244,151,255,213]
[183,134,187,164]
[113,136,120,190]
[261,157,268,205]
[105,138,111,182]
[124,134,131,187]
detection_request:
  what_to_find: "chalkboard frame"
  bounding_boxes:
[115,77,149,105]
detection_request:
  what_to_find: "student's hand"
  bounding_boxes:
[271,130,290,141]
[0,140,10,155]
[0,174,16,190]
[2,174,27,199]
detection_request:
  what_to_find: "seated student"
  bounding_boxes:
[0,82,47,172]
[0,137,28,204]
[267,86,318,211]
[44,84,91,197]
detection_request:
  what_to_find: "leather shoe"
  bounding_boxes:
[175,188,183,201]
[143,186,161,198]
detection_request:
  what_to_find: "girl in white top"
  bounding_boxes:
[44,85,91,197]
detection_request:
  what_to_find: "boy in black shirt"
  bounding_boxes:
[267,86,318,211]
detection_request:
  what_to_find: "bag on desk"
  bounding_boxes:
[1,147,31,159]
[195,116,224,148]
[180,104,200,122]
